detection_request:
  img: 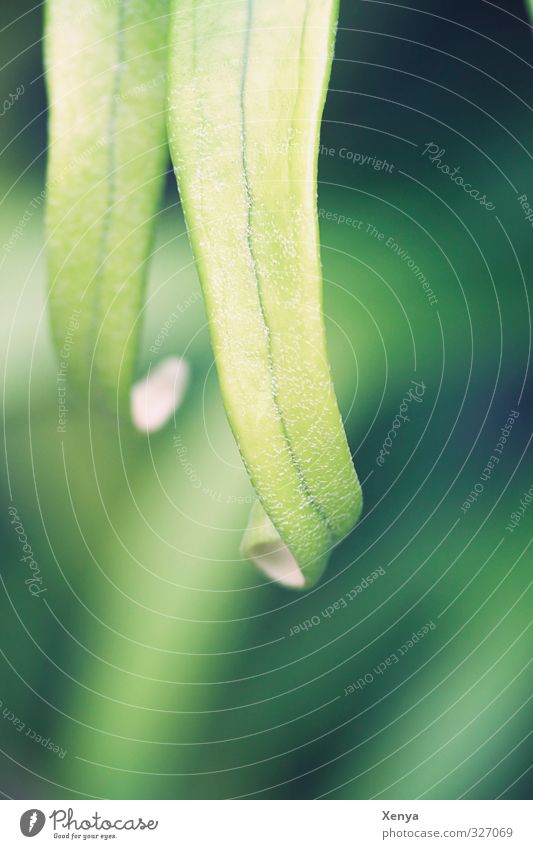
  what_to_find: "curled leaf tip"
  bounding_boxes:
[241,500,308,590]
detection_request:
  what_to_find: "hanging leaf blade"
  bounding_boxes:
[45,0,170,409]
[168,0,362,588]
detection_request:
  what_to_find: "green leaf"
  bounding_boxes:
[45,0,170,409]
[168,0,362,588]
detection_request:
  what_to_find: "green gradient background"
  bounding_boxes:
[0,0,531,799]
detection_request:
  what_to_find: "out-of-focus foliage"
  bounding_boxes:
[0,0,531,799]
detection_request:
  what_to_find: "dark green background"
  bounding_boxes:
[0,0,531,799]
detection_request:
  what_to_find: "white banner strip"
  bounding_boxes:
[0,799,530,848]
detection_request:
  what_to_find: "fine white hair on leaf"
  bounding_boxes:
[130,356,190,433]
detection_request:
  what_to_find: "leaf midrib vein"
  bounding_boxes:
[239,0,334,541]
[89,0,127,393]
